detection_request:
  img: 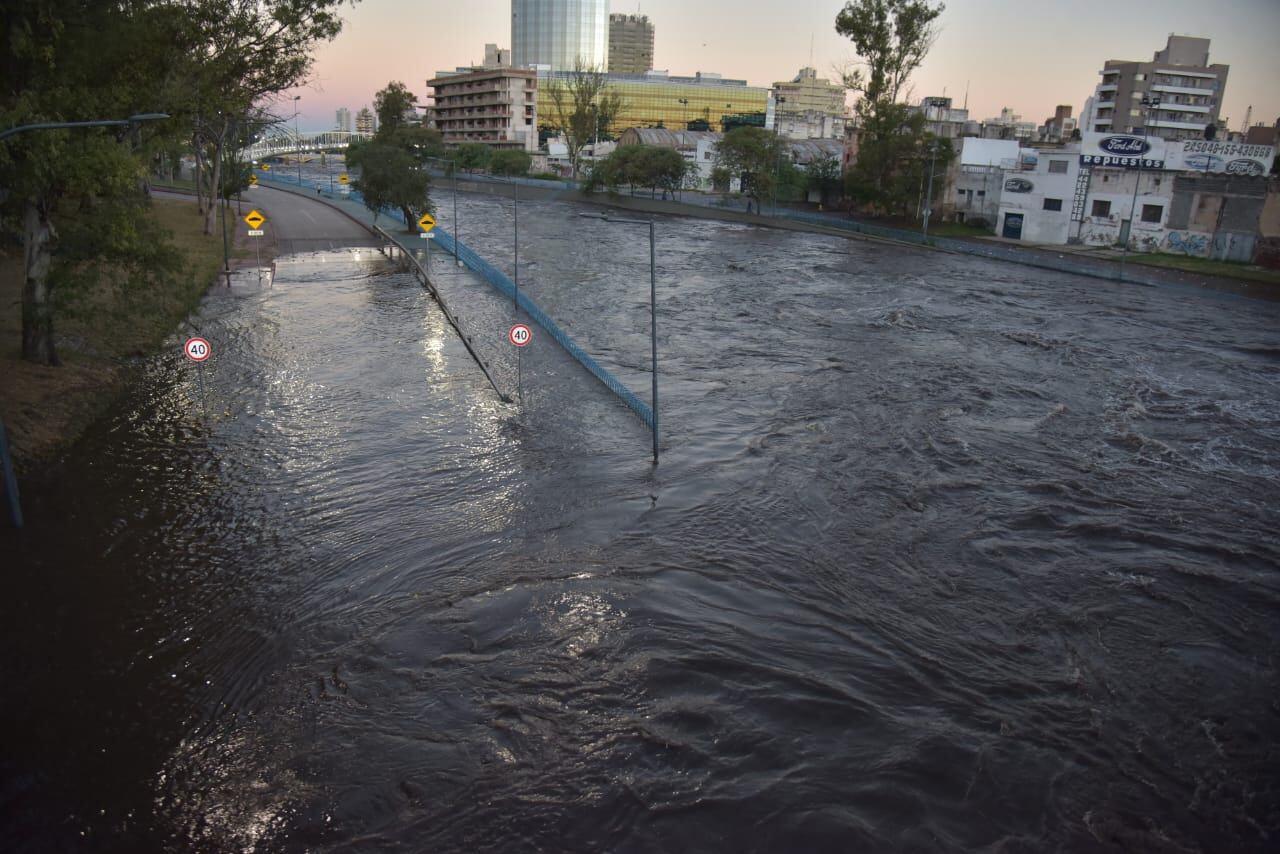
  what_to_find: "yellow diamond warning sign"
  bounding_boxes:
[339,174,350,184]
[243,210,265,229]
[417,213,436,232]
[248,174,258,186]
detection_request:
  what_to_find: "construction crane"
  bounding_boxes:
[1240,105,1251,133]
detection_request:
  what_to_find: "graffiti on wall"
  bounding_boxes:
[1164,231,1210,256]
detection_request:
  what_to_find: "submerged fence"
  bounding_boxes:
[259,172,655,430]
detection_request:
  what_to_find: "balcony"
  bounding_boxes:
[1150,83,1213,96]
[1149,118,1207,131]
[1158,103,1211,114]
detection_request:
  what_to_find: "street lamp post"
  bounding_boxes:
[0,112,169,141]
[579,213,659,464]
[426,155,462,266]
[772,95,787,216]
[923,139,939,242]
[1120,94,1161,277]
[293,95,302,187]
[678,98,689,130]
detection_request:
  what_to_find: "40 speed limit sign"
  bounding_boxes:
[184,336,212,362]
[508,324,532,347]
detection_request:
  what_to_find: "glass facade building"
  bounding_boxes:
[512,0,608,72]
[538,72,770,134]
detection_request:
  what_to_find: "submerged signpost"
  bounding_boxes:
[184,336,212,420]
[244,208,266,281]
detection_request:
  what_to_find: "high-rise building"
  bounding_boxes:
[355,107,376,134]
[511,0,608,72]
[335,107,352,133]
[1082,35,1228,141]
[608,13,654,75]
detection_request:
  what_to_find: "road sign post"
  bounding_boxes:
[418,212,436,267]
[184,337,212,420]
[509,324,531,402]
[244,209,267,282]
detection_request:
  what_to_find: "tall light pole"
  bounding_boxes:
[426,155,462,267]
[579,213,660,464]
[1120,94,1160,276]
[773,95,791,216]
[293,95,302,187]
[678,97,689,130]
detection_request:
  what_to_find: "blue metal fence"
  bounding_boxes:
[260,172,656,429]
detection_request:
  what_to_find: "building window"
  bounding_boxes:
[976,190,985,197]
[1048,160,1067,174]
[1043,198,1063,211]
[1092,200,1111,217]
[1141,204,1162,223]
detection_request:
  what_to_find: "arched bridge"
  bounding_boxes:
[242,130,372,161]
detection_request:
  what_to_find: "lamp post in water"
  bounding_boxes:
[425,156,462,266]
[579,213,660,464]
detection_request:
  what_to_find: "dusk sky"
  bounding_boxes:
[289,0,1280,134]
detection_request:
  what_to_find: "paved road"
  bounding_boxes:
[246,185,379,252]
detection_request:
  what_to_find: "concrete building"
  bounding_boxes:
[940,138,1020,225]
[981,107,1037,141]
[912,96,971,140]
[607,13,653,75]
[335,107,352,133]
[428,67,538,151]
[1040,105,1077,143]
[768,67,847,138]
[995,149,1083,243]
[355,107,376,134]
[1082,35,1228,141]
[512,0,608,72]
[539,69,769,134]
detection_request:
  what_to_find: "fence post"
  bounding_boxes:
[1,419,23,528]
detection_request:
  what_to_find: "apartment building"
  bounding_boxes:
[1082,35,1229,141]
[429,67,538,151]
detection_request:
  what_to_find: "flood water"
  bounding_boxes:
[4,193,1279,853]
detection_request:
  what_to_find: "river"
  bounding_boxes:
[3,189,1278,852]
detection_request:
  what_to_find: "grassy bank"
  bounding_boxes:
[0,197,225,468]
[1126,252,1280,285]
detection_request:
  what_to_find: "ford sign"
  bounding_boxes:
[1225,159,1264,177]
[1183,154,1224,171]
[1004,178,1034,193]
[1099,136,1151,156]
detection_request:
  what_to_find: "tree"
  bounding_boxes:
[454,143,492,173]
[806,154,844,206]
[374,81,417,137]
[836,0,945,214]
[544,59,625,178]
[489,149,532,177]
[1,0,352,365]
[347,141,430,230]
[712,126,787,211]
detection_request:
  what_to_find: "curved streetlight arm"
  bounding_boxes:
[0,112,170,142]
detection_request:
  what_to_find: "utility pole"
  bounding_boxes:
[293,95,302,187]
[1119,94,1160,277]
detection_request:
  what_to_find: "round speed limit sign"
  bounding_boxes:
[508,324,532,347]
[184,336,212,362]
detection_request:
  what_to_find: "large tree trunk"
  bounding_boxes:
[193,131,204,214]
[21,197,59,366]
[204,138,223,236]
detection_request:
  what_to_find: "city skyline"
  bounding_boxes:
[289,0,1279,135]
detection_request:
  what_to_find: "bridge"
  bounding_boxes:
[242,130,372,161]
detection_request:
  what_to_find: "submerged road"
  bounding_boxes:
[3,186,1279,853]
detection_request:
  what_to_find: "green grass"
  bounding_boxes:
[1127,252,1280,285]
[151,176,196,193]
[0,196,225,467]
